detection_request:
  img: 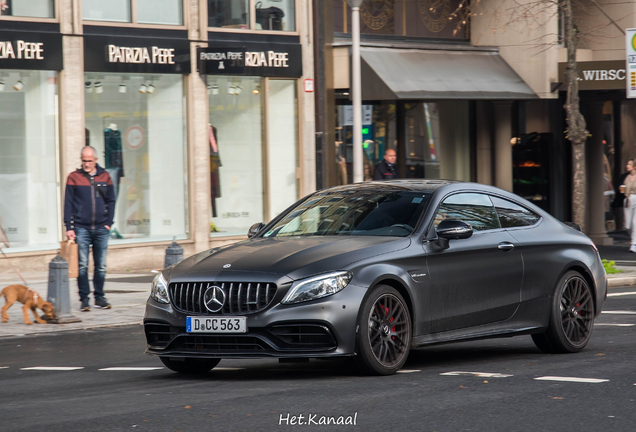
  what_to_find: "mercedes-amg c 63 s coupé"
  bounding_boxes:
[144,180,606,375]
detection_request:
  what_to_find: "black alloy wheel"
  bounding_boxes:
[160,356,221,374]
[356,285,412,375]
[532,270,595,353]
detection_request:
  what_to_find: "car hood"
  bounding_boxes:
[168,236,411,281]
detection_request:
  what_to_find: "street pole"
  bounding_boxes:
[347,0,363,183]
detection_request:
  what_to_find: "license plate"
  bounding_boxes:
[186,316,247,333]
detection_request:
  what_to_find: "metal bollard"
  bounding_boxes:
[164,239,184,268]
[47,253,81,324]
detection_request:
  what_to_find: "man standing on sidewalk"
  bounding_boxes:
[64,146,116,311]
[373,149,399,180]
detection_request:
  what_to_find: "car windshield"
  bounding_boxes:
[262,190,431,237]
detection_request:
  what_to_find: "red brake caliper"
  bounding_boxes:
[385,306,395,339]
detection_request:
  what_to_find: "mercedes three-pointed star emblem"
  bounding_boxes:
[203,285,226,313]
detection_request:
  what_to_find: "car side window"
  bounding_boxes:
[434,193,501,231]
[490,196,541,228]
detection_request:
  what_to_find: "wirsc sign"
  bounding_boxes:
[557,61,625,91]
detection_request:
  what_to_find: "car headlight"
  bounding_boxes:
[282,271,352,305]
[150,273,170,304]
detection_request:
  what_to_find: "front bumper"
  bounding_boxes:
[143,283,367,359]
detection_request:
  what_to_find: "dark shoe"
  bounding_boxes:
[80,299,90,312]
[94,298,111,309]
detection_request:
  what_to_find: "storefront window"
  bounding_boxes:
[137,0,183,25]
[268,80,298,217]
[83,0,131,23]
[208,0,295,31]
[0,70,59,253]
[0,0,55,18]
[256,0,295,31]
[84,73,188,243]
[208,76,264,236]
[208,0,249,29]
[335,101,470,184]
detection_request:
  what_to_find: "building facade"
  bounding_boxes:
[315,0,537,198]
[473,0,636,244]
[0,0,315,272]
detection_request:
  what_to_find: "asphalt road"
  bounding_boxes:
[1,287,636,432]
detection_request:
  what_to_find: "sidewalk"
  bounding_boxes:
[0,272,154,338]
[1,266,635,339]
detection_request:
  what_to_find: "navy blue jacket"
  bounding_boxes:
[64,165,116,231]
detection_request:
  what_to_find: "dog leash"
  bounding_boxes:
[0,222,28,286]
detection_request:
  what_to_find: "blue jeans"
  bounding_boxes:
[75,227,110,301]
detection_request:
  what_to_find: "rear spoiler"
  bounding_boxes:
[563,221,582,232]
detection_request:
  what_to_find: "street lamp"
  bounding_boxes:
[346,0,364,183]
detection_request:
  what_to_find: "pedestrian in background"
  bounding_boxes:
[373,149,398,180]
[64,146,116,311]
[622,159,636,253]
[612,159,631,231]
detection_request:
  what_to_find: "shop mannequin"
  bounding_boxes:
[209,124,222,218]
[104,123,124,240]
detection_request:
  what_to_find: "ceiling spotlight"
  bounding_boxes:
[139,84,147,94]
[211,84,219,95]
[228,85,235,95]
[235,85,242,95]
[85,81,93,92]
[0,80,4,92]
[252,84,260,95]
[146,84,155,94]
[13,80,24,91]
[94,81,103,94]
[119,83,127,93]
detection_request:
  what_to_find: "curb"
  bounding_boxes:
[608,276,636,287]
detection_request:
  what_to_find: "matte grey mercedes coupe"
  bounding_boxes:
[144,180,607,375]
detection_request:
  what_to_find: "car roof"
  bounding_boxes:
[316,180,460,194]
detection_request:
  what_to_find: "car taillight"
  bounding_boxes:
[590,240,598,254]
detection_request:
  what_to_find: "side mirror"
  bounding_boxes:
[435,220,473,249]
[247,222,265,238]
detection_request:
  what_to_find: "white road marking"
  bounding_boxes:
[607,291,636,297]
[397,369,420,374]
[214,367,245,371]
[594,323,635,327]
[20,367,84,371]
[440,371,513,378]
[0,367,8,369]
[534,376,609,383]
[98,367,164,371]
[601,311,636,315]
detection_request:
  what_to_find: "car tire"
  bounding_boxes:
[160,357,221,374]
[356,285,412,375]
[532,270,595,354]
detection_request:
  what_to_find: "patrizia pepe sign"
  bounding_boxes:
[84,35,190,74]
[108,45,176,65]
[0,30,63,70]
[198,44,302,77]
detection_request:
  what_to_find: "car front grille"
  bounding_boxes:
[168,282,277,315]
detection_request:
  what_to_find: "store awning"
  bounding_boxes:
[360,47,537,100]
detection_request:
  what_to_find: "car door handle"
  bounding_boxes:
[498,242,515,252]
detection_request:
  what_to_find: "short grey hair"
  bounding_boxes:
[81,146,98,159]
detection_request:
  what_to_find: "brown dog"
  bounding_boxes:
[1,285,55,325]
